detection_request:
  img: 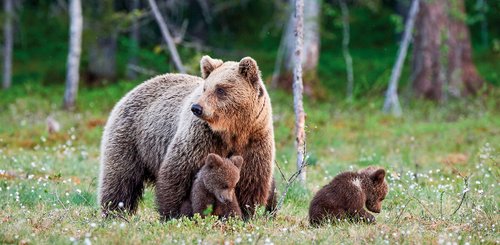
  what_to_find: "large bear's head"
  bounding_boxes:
[191,56,267,132]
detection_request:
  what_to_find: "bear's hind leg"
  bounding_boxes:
[99,166,146,216]
[99,145,146,216]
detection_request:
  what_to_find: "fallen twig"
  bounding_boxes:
[451,175,470,216]
[271,144,309,216]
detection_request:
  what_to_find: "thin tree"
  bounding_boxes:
[148,0,186,73]
[383,0,420,116]
[2,0,13,89]
[339,0,354,100]
[63,0,83,110]
[293,0,306,183]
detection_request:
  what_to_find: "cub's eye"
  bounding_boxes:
[222,184,229,189]
[216,87,225,96]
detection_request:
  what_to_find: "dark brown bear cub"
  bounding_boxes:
[309,167,388,226]
[180,153,243,218]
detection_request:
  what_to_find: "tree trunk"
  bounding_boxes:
[2,0,13,90]
[412,0,484,101]
[383,0,420,116]
[127,0,141,79]
[148,0,186,73]
[301,0,320,72]
[274,0,320,94]
[88,36,117,82]
[293,0,306,184]
[63,0,83,110]
[339,0,354,100]
[87,0,117,83]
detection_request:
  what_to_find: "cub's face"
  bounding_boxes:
[192,56,264,132]
[203,153,244,204]
[365,168,388,213]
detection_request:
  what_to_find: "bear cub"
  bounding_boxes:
[309,167,388,226]
[181,153,243,218]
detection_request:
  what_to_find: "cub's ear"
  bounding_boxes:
[230,156,244,170]
[200,55,223,79]
[370,169,386,184]
[238,57,261,87]
[206,153,223,168]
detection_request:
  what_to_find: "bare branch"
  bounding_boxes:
[147,0,186,73]
[383,0,420,116]
[451,175,470,216]
[271,143,309,216]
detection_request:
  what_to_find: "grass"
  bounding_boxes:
[0,80,498,244]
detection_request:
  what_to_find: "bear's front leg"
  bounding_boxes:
[237,144,274,218]
[356,208,376,223]
[156,148,201,220]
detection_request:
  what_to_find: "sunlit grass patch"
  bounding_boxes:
[0,83,499,244]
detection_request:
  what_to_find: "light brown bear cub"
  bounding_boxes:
[309,167,388,226]
[180,153,243,218]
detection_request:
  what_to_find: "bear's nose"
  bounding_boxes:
[191,104,203,117]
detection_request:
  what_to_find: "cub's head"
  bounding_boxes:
[191,56,267,132]
[362,168,388,213]
[201,153,243,204]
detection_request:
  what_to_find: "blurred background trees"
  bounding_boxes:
[2,0,13,89]
[1,0,498,106]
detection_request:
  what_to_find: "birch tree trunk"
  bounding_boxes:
[339,0,354,100]
[63,0,83,110]
[293,0,306,184]
[412,0,484,100]
[2,0,13,89]
[383,0,420,116]
[148,0,186,73]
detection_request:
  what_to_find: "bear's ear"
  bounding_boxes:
[200,55,223,79]
[370,169,386,184]
[238,57,261,87]
[230,156,244,170]
[206,153,223,168]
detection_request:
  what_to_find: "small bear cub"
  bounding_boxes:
[309,167,388,225]
[181,153,243,218]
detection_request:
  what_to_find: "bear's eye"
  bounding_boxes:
[222,184,229,189]
[215,87,225,96]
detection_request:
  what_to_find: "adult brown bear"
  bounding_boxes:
[98,56,275,219]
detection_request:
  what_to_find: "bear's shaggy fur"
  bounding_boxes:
[308,167,388,226]
[180,153,243,218]
[98,56,275,219]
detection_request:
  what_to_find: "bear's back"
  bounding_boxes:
[104,73,203,175]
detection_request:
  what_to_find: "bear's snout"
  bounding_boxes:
[191,104,203,117]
